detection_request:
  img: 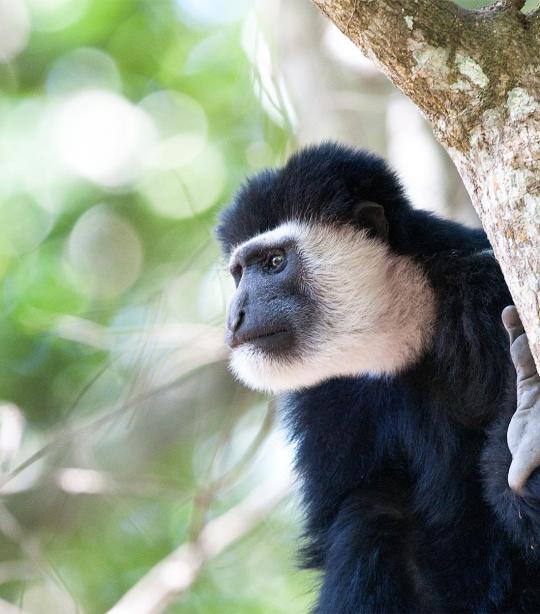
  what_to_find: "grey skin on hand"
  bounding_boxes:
[502,305,540,494]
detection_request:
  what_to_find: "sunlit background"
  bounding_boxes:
[0,0,535,612]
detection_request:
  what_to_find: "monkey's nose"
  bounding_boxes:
[226,307,245,348]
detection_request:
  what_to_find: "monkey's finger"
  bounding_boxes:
[507,409,528,457]
[502,306,525,346]
[502,307,536,380]
[510,334,537,382]
[508,436,540,494]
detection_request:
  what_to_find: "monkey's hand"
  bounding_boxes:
[502,305,540,494]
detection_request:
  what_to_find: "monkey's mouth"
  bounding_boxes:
[234,327,294,353]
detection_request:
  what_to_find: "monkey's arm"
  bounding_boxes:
[313,489,439,614]
[482,306,540,555]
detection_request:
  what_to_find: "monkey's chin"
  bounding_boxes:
[229,345,326,394]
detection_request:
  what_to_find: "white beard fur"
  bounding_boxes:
[228,221,436,394]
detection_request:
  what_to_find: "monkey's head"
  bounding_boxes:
[217,143,435,393]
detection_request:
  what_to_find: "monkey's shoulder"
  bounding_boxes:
[423,247,510,308]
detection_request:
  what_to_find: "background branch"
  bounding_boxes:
[0,597,30,614]
[106,478,291,614]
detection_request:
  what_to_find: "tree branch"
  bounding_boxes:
[531,5,540,29]
[311,0,533,129]
[106,478,290,614]
[0,598,30,614]
[494,0,527,11]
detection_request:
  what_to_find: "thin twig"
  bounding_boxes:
[0,343,225,494]
[188,401,276,539]
[0,503,79,612]
[106,478,291,614]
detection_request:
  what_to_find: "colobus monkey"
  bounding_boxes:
[217,143,540,613]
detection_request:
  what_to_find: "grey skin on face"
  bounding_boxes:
[226,233,314,357]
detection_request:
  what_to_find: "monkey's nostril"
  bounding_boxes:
[233,309,245,334]
[226,309,246,348]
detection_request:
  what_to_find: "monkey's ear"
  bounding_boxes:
[353,201,389,240]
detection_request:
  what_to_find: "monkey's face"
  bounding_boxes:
[225,221,434,393]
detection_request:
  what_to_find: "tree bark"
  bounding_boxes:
[310,0,540,371]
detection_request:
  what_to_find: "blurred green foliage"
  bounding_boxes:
[0,0,288,425]
[0,0,311,612]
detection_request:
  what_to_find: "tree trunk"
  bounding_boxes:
[310,0,540,371]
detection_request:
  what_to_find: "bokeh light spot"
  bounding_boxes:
[0,195,53,255]
[139,144,226,219]
[175,0,252,27]
[139,90,208,167]
[53,89,156,188]
[66,204,143,299]
[0,98,67,212]
[47,48,121,96]
[26,0,89,32]
[0,0,30,62]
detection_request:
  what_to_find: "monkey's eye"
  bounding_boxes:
[230,264,242,286]
[264,251,286,273]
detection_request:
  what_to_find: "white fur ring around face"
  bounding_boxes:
[227,221,436,394]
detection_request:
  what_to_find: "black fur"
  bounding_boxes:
[217,143,540,613]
